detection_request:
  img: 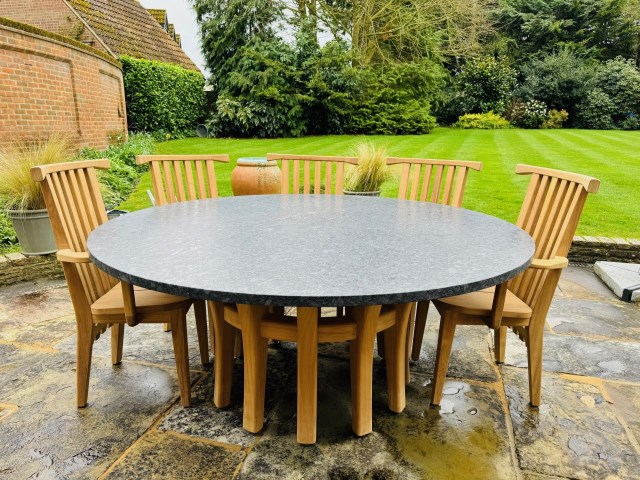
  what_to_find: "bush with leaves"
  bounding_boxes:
[508,100,548,128]
[454,112,511,129]
[575,89,616,129]
[592,56,640,127]
[121,56,206,136]
[0,212,17,247]
[79,133,155,209]
[542,109,569,129]
[452,57,517,116]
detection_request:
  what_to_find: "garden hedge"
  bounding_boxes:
[121,56,206,135]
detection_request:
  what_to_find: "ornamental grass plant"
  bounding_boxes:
[343,141,391,193]
[0,135,76,210]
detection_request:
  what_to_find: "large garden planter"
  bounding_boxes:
[6,209,56,256]
[342,190,381,197]
[231,157,282,196]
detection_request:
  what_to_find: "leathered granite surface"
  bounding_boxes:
[87,195,534,306]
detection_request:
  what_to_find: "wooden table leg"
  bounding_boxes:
[384,303,412,413]
[210,301,234,408]
[239,304,269,433]
[352,304,381,436]
[296,306,318,444]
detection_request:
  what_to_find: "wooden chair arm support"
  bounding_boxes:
[120,281,140,327]
[57,249,91,263]
[530,257,568,270]
[486,282,508,330]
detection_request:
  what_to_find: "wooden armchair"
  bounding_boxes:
[136,154,230,349]
[267,153,359,194]
[429,165,599,406]
[31,160,208,407]
[386,157,483,363]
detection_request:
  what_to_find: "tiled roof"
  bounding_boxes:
[67,0,199,71]
[168,23,175,39]
[175,34,181,48]
[147,8,167,28]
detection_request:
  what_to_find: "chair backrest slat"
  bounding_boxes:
[31,159,118,304]
[388,157,482,206]
[136,155,229,205]
[267,154,359,195]
[509,164,599,308]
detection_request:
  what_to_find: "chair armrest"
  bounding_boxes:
[530,257,568,270]
[57,249,91,263]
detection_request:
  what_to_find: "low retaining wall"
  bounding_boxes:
[0,253,63,287]
[569,236,640,264]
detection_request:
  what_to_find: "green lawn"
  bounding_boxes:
[119,128,640,238]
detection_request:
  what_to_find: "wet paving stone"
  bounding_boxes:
[56,312,211,372]
[0,282,72,333]
[0,349,185,479]
[412,319,499,383]
[502,366,640,479]
[546,297,640,340]
[104,430,245,480]
[504,330,640,382]
[158,349,296,448]
[0,314,76,350]
[604,381,640,447]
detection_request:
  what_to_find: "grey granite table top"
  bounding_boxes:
[88,195,534,306]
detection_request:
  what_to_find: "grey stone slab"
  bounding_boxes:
[557,265,615,301]
[0,349,186,480]
[104,430,245,480]
[158,349,296,448]
[236,357,516,480]
[56,311,210,371]
[0,284,72,333]
[595,262,640,302]
[504,330,640,382]
[604,382,640,448]
[0,314,76,350]
[88,195,533,306]
[412,318,499,383]
[502,366,640,479]
[546,296,640,340]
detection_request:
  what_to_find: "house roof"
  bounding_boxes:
[147,8,167,28]
[66,0,199,71]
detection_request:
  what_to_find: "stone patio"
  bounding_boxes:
[1,266,639,479]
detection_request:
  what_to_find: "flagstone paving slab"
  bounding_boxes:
[0,282,71,333]
[104,430,245,480]
[505,330,640,382]
[0,349,184,479]
[158,350,296,448]
[603,381,640,448]
[502,366,640,479]
[556,265,615,301]
[546,296,640,340]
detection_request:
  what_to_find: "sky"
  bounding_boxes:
[139,0,207,73]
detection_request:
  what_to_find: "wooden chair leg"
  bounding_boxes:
[170,313,191,407]
[110,323,125,365]
[405,303,416,384]
[384,303,412,413]
[76,319,95,408]
[210,301,234,408]
[352,305,381,436]
[208,305,216,357]
[239,304,268,433]
[495,326,507,363]
[526,324,544,407]
[411,301,430,361]
[234,328,243,357]
[431,313,457,406]
[163,322,171,332]
[296,307,319,444]
[193,300,209,366]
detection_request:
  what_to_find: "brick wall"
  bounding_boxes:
[0,0,106,52]
[0,23,126,149]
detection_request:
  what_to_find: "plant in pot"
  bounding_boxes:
[343,141,391,196]
[0,135,76,256]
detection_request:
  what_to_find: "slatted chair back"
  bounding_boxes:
[31,159,117,304]
[267,153,359,195]
[509,165,600,308]
[388,158,482,206]
[136,155,230,205]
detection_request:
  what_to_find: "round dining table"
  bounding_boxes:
[88,194,534,443]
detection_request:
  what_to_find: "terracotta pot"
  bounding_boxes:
[231,157,282,196]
